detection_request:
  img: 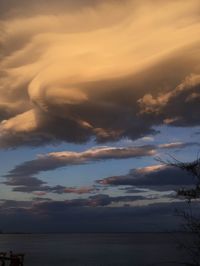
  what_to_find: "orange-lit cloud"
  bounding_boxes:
[0,0,200,147]
[5,145,156,180]
[63,187,95,194]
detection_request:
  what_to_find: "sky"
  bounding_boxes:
[0,0,200,232]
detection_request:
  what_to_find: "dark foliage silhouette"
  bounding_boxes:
[157,156,200,266]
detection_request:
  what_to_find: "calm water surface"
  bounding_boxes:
[0,233,191,266]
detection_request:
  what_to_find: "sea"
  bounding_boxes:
[0,233,193,266]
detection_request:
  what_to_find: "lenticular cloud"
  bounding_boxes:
[0,0,200,147]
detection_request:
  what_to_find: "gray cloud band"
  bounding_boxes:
[0,199,196,232]
[97,164,196,191]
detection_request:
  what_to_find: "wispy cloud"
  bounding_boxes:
[6,145,155,177]
[4,142,198,193]
[4,145,155,193]
[158,141,200,149]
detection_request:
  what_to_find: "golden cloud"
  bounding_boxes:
[0,0,200,147]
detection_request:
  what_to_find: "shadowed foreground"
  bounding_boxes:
[0,252,24,266]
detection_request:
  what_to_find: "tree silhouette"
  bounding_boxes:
[157,155,200,200]
[157,156,200,266]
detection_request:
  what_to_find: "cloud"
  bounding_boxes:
[35,185,97,195]
[0,199,32,209]
[0,0,200,147]
[4,142,197,193]
[4,175,44,187]
[0,194,147,211]
[33,191,48,196]
[5,177,98,195]
[63,186,96,194]
[139,74,200,127]
[158,141,200,149]
[33,197,52,202]
[4,145,155,191]
[0,198,196,233]
[3,170,98,194]
[97,164,196,191]
[0,0,118,19]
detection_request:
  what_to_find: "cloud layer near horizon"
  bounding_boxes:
[0,0,200,147]
[0,198,197,233]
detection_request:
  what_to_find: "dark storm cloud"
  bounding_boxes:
[98,164,196,191]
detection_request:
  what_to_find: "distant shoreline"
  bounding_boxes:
[0,231,192,235]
